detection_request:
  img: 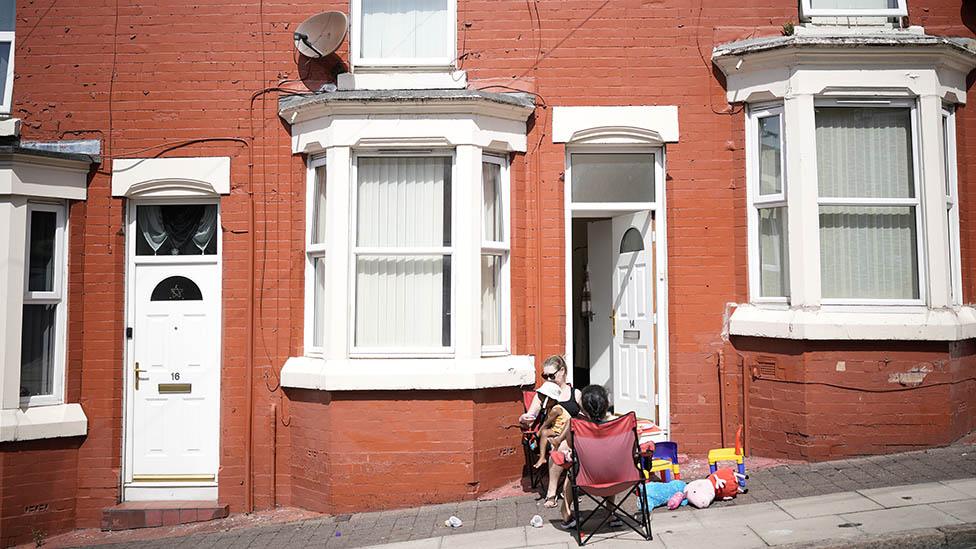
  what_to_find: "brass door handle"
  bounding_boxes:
[134,362,148,391]
[610,309,616,337]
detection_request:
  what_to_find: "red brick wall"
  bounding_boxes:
[730,338,976,460]
[0,439,82,547]
[5,0,976,541]
[286,388,523,513]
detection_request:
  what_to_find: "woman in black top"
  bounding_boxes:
[519,356,582,507]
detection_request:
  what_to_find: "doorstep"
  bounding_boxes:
[100,501,229,531]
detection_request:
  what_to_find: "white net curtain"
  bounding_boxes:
[136,205,218,256]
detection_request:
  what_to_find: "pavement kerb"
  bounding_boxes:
[778,523,976,549]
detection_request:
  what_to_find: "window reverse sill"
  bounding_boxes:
[0,403,88,442]
[729,304,976,341]
[281,355,536,391]
[337,70,467,91]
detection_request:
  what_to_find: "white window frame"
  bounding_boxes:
[304,155,327,356]
[348,150,456,357]
[746,104,789,305]
[21,201,68,407]
[814,98,926,307]
[480,154,510,356]
[943,105,962,307]
[349,0,457,69]
[799,0,907,18]
[0,30,13,115]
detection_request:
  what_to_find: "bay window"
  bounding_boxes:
[21,202,67,405]
[282,88,533,388]
[715,25,976,340]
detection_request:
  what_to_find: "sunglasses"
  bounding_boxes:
[541,371,559,381]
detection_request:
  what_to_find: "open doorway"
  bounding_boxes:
[564,148,669,435]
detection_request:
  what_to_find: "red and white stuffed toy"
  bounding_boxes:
[681,467,748,509]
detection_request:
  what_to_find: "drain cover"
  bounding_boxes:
[838,522,862,528]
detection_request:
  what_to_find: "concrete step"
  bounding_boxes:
[101,501,229,531]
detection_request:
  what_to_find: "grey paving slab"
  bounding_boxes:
[839,503,963,535]
[657,524,765,549]
[525,524,571,546]
[857,481,972,508]
[694,501,794,528]
[774,490,883,519]
[649,509,704,534]
[438,526,526,549]
[369,538,443,549]
[942,477,976,498]
[749,514,866,546]
[932,499,976,522]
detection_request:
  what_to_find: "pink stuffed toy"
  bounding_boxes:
[681,467,748,509]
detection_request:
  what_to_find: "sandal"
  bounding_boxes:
[543,496,558,508]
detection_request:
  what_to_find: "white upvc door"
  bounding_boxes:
[610,211,655,420]
[126,260,220,496]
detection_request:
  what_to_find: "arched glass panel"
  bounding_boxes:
[619,228,644,253]
[151,276,203,301]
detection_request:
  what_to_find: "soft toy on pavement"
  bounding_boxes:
[644,480,688,510]
[681,467,748,509]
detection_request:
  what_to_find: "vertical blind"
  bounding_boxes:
[360,0,449,60]
[759,207,789,297]
[355,157,452,348]
[816,107,919,299]
[481,162,503,347]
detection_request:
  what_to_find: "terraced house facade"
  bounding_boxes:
[2,0,976,545]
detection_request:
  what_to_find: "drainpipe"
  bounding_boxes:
[717,350,726,448]
[245,146,255,514]
[742,354,750,455]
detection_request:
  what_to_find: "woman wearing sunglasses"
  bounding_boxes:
[519,355,582,507]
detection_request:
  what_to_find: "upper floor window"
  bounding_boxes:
[0,0,14,113]
[351,0,456,68]
[800,0,907,19]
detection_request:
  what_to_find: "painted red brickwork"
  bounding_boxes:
[0,439,82,547]
[729,338,976,460]
[286,388,522,512]
[2,0,975,545]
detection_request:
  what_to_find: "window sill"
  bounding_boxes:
[337,70,467,91]
[0,403,88,442]
[729,304,976,341]
[280,355,536,391]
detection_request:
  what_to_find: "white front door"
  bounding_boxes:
[610,212,655,420]
[124,200,222,502]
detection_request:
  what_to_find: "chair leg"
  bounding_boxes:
[572,482,582,546]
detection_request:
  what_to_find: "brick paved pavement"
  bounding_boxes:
[85,443,976,548]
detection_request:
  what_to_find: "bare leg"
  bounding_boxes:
[534,430,554,468]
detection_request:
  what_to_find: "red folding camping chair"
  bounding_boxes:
[567,412,652,545]
[520,389,542,489]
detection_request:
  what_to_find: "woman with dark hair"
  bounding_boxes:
[557,384,619,529]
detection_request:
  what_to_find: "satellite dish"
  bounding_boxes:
[294,11,348,58]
